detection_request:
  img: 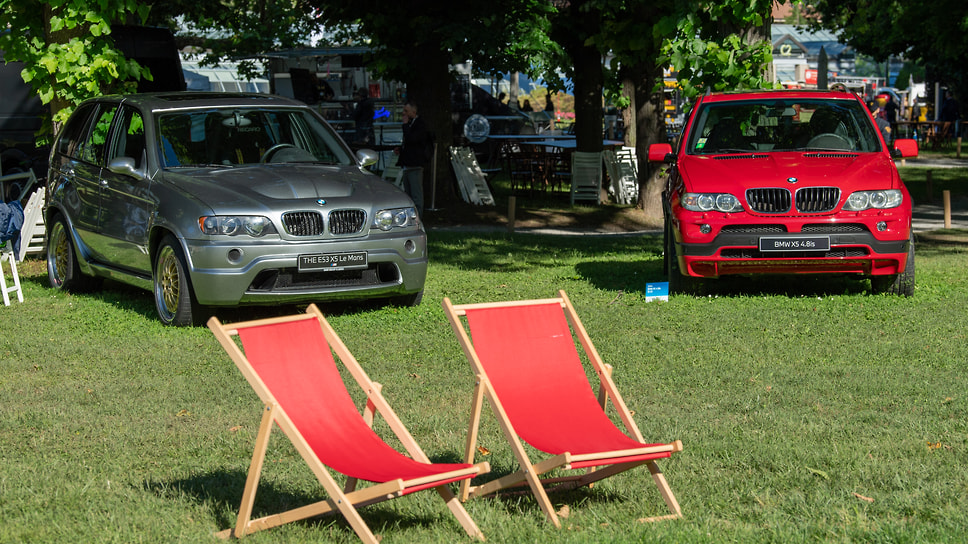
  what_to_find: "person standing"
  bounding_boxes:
[351,88,375,144]
[396,100,430,214]
[545,93,556,131]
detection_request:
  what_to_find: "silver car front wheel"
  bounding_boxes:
[153,235,201,326]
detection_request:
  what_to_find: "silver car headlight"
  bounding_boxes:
[372,207,418,231]
[199,215,276,236]
[843,189,903,211]
[681,192,744,213]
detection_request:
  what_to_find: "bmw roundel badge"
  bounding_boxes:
[316,199,327,206]
[787,177,798,184]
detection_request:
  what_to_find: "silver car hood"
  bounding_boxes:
[160,164,407,211]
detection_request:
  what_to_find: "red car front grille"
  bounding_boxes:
[746,188,791,213]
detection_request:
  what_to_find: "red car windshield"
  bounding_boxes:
[686,99,882,155]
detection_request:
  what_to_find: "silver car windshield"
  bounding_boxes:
[687,99,882,155]
[157,108,354,167]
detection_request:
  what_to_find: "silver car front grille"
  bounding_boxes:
[329,209,366,235]
[281,209,366,236]
[282,211,324,236]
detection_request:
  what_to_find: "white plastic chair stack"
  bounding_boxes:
[381,153,404,188]
[603,147,639,205]
[0,240,22,306]
[19,187,46,261]
[570,151,603,205]
[449,146,495,206]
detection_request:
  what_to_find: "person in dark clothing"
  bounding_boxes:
[939,90,961,144]
[940,91,960,124]
[396,100,430,213]
[351,88,375,144]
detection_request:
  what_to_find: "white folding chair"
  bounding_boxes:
[0,240,22,306]
[570,151,603,205]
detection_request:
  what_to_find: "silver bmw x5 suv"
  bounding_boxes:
[46,92,426,325]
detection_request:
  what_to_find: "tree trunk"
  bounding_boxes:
[632,59,668,221]
[569,42,605,153]
[403,42,456,206]
[621,77,636,148]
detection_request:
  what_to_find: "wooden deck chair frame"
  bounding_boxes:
[443,290,682,528]
[208,305,489,543]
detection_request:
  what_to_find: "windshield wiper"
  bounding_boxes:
[709,148,758,154]
[168,163,234,169]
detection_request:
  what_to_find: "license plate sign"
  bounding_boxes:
[758,236,830,252]
[298,252,367,271]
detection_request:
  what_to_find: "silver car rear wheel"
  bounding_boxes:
[46,215,99,292]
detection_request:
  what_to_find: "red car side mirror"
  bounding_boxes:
[892,138,919,158]
[648,143,674,162]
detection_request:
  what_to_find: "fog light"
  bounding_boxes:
[404,239,416,254]
[227,248,243,264]
[700,224,712,234]
[876,221,887,232]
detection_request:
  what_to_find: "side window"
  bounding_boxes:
[77,105,118,166]
[55,104,97,159]
[107,106,146,169]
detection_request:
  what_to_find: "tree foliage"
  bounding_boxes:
[309,0,553,85]
[308,0,553,203]
[657,0,776,100]
[573,0,775,216]
[0,0,152,131]
[146,0,320,80]
[803,0,968,97]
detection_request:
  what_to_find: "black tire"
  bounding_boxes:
[46,215,101,292]
[664,216,702,295]
[153,235,202,326]
[870,233,915,296]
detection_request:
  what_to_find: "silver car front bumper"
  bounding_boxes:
[183,231,428,306]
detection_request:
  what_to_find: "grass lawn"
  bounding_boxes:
[1,160,967,542]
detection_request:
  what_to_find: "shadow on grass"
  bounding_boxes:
[695,274,874,297]
[147,459,478,536]
[916,229,968,253]
[16,257,433,324]
[429,231,663,273]
[148,452,641,536]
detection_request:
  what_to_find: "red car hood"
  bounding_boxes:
[678,152,901,192]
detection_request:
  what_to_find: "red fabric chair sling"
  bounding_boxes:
[444,290,682,527]
[208,305,488,543]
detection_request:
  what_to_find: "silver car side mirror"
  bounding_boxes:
[356,149,379,168]
[107,157,146,181]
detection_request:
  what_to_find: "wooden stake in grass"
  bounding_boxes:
[944,190,952,229]
[507,195,516,234]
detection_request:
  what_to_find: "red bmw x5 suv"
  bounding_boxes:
[649,89,919,296]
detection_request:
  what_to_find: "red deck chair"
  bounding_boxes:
[443,290,682,527]
[208,305,489,543]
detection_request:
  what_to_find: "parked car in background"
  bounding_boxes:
[649,88,918,296]
[46,92,426,325]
